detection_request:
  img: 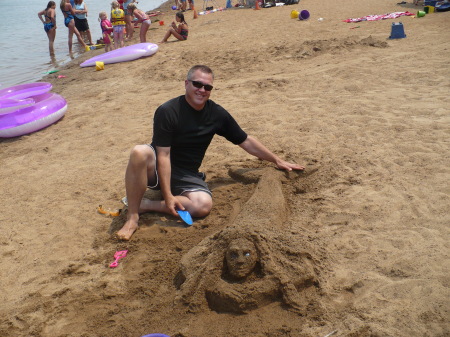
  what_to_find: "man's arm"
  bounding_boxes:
[238,136,305,171]
[156,146,184,216]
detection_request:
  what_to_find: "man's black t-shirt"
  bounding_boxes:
[151,95,248,173]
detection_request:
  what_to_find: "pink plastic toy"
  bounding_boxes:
[109,250,128,268]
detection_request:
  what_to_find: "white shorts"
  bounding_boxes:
[113,25,125,33]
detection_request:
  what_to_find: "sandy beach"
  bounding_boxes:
[1,0,449,336]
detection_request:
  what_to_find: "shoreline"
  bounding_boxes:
[7,0,175,89]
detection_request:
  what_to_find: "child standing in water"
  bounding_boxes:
[99,12,114,52]
[127,3,151,43]
[38,1,57,55]
[159,12,188,44]
[110,1,125,49]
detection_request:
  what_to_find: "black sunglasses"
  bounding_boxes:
[189,80,213,91]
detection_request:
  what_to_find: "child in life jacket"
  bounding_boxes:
[99,12,114,52]
[110,1,125,49]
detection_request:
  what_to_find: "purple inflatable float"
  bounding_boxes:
[80,43,159,67]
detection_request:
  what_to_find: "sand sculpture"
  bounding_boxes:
[175,168,321,314]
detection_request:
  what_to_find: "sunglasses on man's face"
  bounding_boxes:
[189,80,213,92]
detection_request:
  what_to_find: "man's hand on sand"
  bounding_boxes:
[276,160,305,172]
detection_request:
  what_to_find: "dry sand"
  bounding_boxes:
[1,0,449,336]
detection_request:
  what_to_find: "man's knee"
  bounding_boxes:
[129,145,154,164]
[189,193,213,217]
[196,200,212,217]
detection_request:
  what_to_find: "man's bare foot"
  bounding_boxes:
[116,219,139,240]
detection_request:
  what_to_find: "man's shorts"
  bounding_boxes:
[148,144,211,196]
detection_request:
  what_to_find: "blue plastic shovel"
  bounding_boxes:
[177,210,193,226]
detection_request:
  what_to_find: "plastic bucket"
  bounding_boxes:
[417,10,426,17]
[291,10,299,19]
[299,10,310,20]
[424,6,434,13]
[95,61,104,71]
[159,20,165,25]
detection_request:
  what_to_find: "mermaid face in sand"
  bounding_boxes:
[225,238,258,279]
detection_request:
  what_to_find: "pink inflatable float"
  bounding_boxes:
[80,43,158,67]
[0,82,67,138]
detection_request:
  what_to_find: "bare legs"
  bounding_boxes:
[159,27,184,43]
[47,28,56,55]
[67,21,87,53]
[139,21,150,42]
[116,145,213,240]
[116,145,153,240]
[81,29,93,45]
[125,14,133,40]
[113,28,125,49]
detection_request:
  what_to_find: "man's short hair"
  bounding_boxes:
[187,65,214,81]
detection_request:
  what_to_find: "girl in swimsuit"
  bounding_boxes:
[127,3,151,43]
[59,0,87,53]
[38,1,57,55]
[159,12,188,44]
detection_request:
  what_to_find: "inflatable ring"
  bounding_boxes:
[0,92,67,138]
[0,98,35,115]
[80,43,158,67]
[0,82,52,100]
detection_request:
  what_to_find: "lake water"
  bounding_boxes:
[1,0,166,88]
